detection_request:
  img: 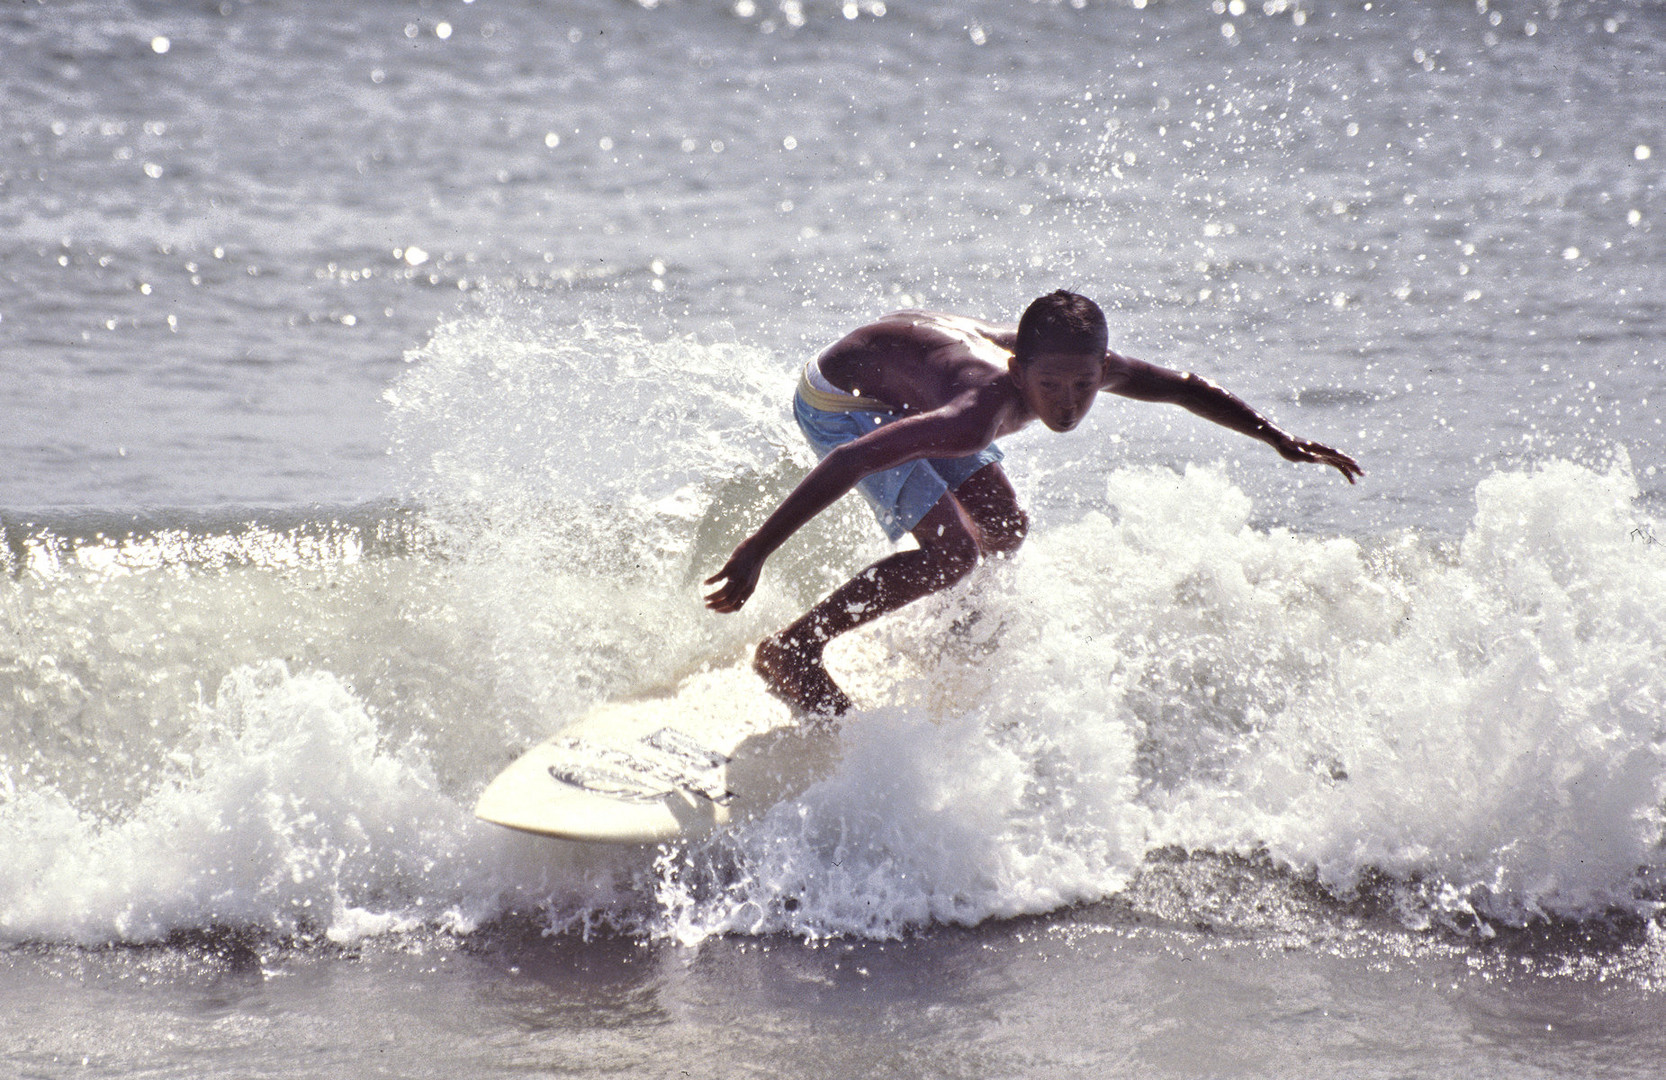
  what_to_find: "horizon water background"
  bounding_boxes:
[4,0,1666,1076]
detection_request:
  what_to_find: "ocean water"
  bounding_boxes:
[4,0,1665,1075]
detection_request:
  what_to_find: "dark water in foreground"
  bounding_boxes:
[9,862,1666,1080]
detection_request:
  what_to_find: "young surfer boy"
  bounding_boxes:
[704,291,1362,717]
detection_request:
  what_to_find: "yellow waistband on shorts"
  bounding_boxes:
[796,363,892,413]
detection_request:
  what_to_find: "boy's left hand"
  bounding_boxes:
[1276,434,1363,483]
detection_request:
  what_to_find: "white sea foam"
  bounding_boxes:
[0,662,635,946]
[4,307,1662,946]
[651,459,1665,941]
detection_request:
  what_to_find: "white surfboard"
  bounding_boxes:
[474,668,840,844]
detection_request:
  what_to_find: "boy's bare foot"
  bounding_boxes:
[754,634,852,719]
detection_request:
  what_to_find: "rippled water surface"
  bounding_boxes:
[3,1,1665,1076]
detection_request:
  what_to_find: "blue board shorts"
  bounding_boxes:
[793,383,1004,542]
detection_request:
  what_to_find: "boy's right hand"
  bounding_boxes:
[704,542,765,613]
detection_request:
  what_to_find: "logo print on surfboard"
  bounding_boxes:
[545,727,734,805]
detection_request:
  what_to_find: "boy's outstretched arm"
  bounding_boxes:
[705,404,996,612]
[704,457,862,612]
[1103,353,1363,483]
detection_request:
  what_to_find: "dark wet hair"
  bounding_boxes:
[1014,290,1108,364]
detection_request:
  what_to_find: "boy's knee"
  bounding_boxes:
[982,507,1028,556]
[924,525,980,584]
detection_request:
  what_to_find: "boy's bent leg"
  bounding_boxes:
[950,463,1028,556]
[755,495,981,716]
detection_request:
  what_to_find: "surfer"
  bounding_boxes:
[704,291,1362,717]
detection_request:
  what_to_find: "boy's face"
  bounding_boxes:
[1014,350,1103,432]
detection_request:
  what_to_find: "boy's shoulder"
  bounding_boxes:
[870,309,1014,338]
[819,310,1019,413]
[853,310,1016,364]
